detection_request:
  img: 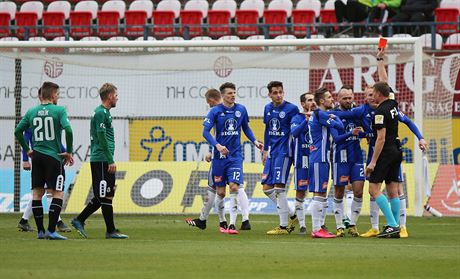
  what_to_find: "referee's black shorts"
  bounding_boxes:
[90,161,116,198]
[31,151,65,191]
[369,148,403,184]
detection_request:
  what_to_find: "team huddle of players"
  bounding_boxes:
[186,52,427,239]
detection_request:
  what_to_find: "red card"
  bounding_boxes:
[378,37,388,50]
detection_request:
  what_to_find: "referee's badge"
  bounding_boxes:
[375,115,384,124]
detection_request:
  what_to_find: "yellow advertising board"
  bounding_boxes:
[65,162,438,216]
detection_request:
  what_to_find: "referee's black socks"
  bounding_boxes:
[100,198,115,233]
[32,200,45,233]
[48,198,63,233]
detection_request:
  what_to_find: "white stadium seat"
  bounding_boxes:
[184,0,209,18]
[212,0,237,18]
[102,0,127,18]
[74,1,99,19]
[268,0,293,18]
[129,0,154,19]
[20,1,44,20]
[0,1,17,20]
[156,0,182,18]
[47,1,71,19]
[296,0,321,18]
[240,0,265,18]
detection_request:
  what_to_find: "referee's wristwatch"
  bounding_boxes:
[376,57,384,61]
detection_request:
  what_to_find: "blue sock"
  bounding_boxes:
[390,197,400,225]
[375,195,397,227]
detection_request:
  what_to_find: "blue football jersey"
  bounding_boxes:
[330,107,364,164]
[263,101,299,157]
[308,109,344,163]
[203,103,250,159]
[291,113,310,168]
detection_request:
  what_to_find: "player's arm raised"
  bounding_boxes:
[377,49,388,83]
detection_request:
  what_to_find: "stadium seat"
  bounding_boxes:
[53,36,74,41]
[129,0,154,19]
[240,0,265,18]
[319,6,337,34]
[102,0,126,18]
[70,1,98,39]
[296,0,321,17]
[444,33,460,50]
[291,9,316,37]
[98,1,126,39]
[0,36,18,52]
[15,12,39,38]
[152,11,176,38]
[241,34,264,50]
[79,35,102,53]
[263,10,288,37]
[324,0,336,9]
[42,1,71,39]
[419,33,443,50]
[207,10,231,38]
[212,0,237,18]
[435,8,459,35]
[184,0,209,18]
[125,10,148,38]
[19,1,44,20]
[440,0,460,9]
[180,10,203,38]
[235,10,260,37]
[268,0,293,18]
[217,35,240,51]
[163,36,185,52]
[270,34,297,51]
[0,1,17,20]
[156,0,181,19]
[0,13,12,38]
[135,35,158,52]
[107,36,129,52]
[28,36,47,52]
[189,35,212,51]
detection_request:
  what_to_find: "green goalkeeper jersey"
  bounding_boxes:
[15,103,71,162]
[90,105,115,163]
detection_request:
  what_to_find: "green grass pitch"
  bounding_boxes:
[0,214,459,279]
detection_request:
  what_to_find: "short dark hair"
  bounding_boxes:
[205,88,221,100]
[219,82,235,93]
[40,82,59,100]
[340,85,353,93]
[314,87,329,105]
[373,82,390,97]
[300,92,311,103]
[267,81,283,93]
[99,83,117,100]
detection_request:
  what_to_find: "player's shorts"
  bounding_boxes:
[294,166,309,191]
[369,148,403,184]
[261,155,292,186]
[31,151,65,191]
[332,162,365,186]
[91,161,116,198]
[211,157,243,187]
[308,162,330,193]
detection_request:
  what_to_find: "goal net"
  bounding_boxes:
[0,38,458,217]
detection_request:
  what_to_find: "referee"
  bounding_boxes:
[365,82,402,238]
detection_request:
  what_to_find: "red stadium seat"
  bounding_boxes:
[180,10,203,38]
[15,12,39,39]
[444,33,460,50]
[320,9,337,25]
[152,11,176,38]
[208,10,231,38]
[125,10,148,38]
[235,10,259,37]
[291,10,316,37]
[263,9,288,37]
[97,10,120,38]
[435,8,459,35]
[0,13,11,38]
[70,11,93,39]
[43,11,66,39]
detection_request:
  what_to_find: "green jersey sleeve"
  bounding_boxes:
[14,110,31,152]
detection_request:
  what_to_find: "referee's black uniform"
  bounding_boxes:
[369,98,403,184]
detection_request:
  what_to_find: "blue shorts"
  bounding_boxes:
[211,158,243,187]
[261,155,292,186]
[332,162,365,186]
[309,162,330,193]
[294,166,309,191]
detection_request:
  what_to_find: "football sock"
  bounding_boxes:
[321,197,328,226]
[229,191,238,225]
[199,188,216,221]
[77,197,101,223]
[275,188,289,227]
[32,200,45,233]
[390,197,401,225]
[295,197,305,228]
[333,198,344,229]
[311,197,323,232]
[375,194,397,227]
[22,199,33,221]
[370,197,380,230]
[350,197,362,226]
[399,194,407,227]
[345,189,353,219]
[263,188,277,205]
[215,195,226,223]
[48,198,63,233]
[100,198,116,233]
[237,188,250,222]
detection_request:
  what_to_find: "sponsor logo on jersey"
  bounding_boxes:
[222,118,239,136]
[268,118,285,136]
